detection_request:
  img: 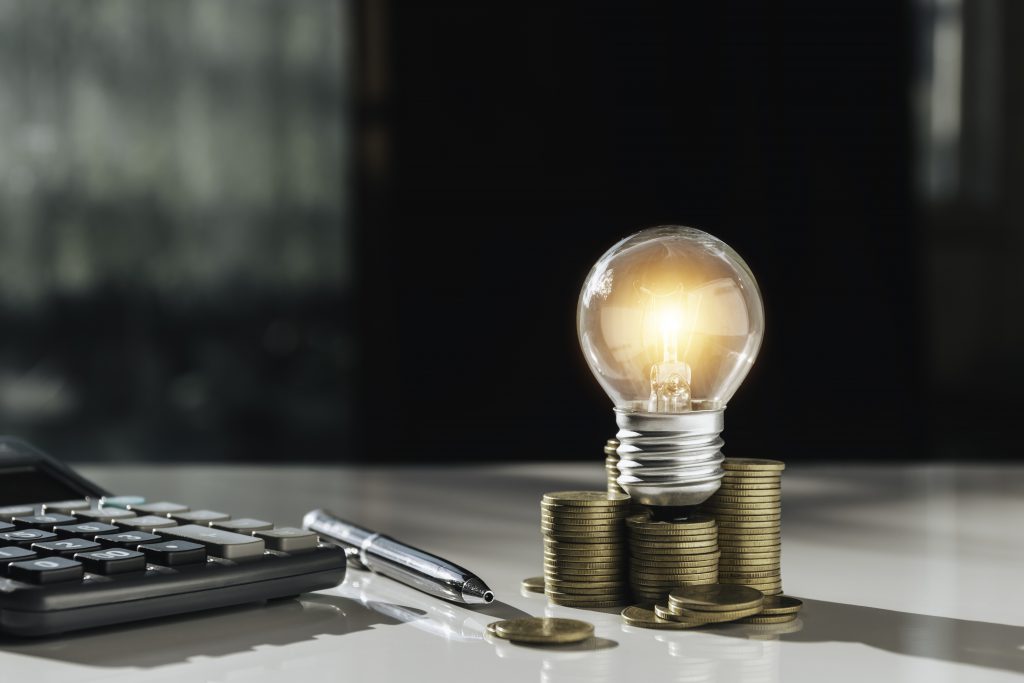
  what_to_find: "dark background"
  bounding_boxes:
[0,0,1020,463]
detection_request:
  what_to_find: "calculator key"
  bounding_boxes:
[254,527,319,553]
[0,506,34,522]
[130,502,189,516]
[138,540,207,566]
[212,518,273,533]
[117,515,178,532]
[95,531,162,548]
[33,538,101,557]
[54,522,121,539]
[42,499,93,514]
[0,546,36,568]
[171,510,230,524]
[162,525,265,560]
[0,529,57,547]
[12,514,77,530]
[101,495,146,509]
[7,557,83,584]
[75,548,146,574]
[76,507,137,523]
[0,522,13,533]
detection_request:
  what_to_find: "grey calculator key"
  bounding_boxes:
[171,510,230,524]
[102,496,146,509]
[161,524,265,560]
[42,499,93,514]
[76,508,137,523]
[130,502,189,516]
[117,515,178,532]
[0,506,34,523]
[254,527,319,553]
[211,518,273,533]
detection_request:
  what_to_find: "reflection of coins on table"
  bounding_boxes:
[490,617,595,644]
[521,576,545,593]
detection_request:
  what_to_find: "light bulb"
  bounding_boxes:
[577,226,764,507]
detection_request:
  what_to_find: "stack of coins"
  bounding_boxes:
[735,595,802,625]
[542,491,631,607]
[660,584,765,624]
[626,511,720,604]
[698,458,784,596]
[604,439,623,495]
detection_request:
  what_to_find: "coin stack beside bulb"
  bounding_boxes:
[604,439,624,496]
[626,511,720,604]
[541,491,631,608]
[697,458,785,596]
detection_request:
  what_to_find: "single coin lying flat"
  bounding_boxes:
[489,617,594,644]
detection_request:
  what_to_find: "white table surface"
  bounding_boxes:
[0,462,1021,682]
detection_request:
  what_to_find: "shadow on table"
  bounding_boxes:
[724,598,1024,677]
[0,593,408,668]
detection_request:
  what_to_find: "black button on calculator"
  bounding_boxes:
[8,556,84,584]
[0,546,36,568]
[53,522,121,538]
[33,538,101,557]
[0,529,57,547]
[75,548,146,574]
[95,531,162,548]
[138,540,206,566]
[12,514,77,530]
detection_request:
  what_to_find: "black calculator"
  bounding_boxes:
[0,437,347,637]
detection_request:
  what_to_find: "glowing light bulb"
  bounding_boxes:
[577,226,764,507]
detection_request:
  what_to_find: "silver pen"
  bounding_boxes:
[302,509,494,605]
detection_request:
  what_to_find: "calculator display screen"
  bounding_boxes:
[0,465,87,505]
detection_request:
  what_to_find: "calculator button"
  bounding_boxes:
[54,522,121,539]
[101,496,146,509]
[0,529,57,547]
[7,557,84,584]
[0,546,36,568]
[212,518,273,533]
[162,525,265,560]
[0,506,34,522]
[138,540,207,566]
[254,527,319,553]
[0,522,13,533]
[171,510,230,524]
[75,548,146,574]
[12,514,77,530]
[117,515,178,532]
[42,499,92,514]
[95,531,162,548]
[76,508,137,523]
[33,538,101,557]
[130,502,189,516]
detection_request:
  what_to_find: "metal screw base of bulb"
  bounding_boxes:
[614,408,725,507]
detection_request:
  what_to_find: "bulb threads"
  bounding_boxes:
[614,408,725,507]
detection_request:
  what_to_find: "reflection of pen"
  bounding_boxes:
[303,509,495,605]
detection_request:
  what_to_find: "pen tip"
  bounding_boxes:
[462,578,494,604]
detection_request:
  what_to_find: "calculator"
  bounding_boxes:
[0,437,347,636]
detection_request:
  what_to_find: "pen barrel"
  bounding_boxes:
[363,536,472,603]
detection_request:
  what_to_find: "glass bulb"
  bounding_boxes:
[577,226,764,507]
[577,226,764,414]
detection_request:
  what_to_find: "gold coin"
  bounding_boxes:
[629,538,718,549]
[543,549,623,560]
[712,511,781,519]
[760,595,803,615]
[668,584,764,612]
[541,525,625,536]
[718,553,780,562]
[492,617,594,644]
[631,576,719,588]
[543,491,630,506]
[631,568,720,580]
[625,513,716,531]
[716,522,780,530]
[718,571,780,581]
[717,532,780,541]
[621,605,703,630]
[542,505,628,516]
[707,495,781,505]
[521,576,545,593]
[736,614,798,624]
[653,603,706,625]
[718,481,780,490]
[545,570,626,581]
[542,512,627,523]
[721,458,785,472]
[703,503,781,512]
[544,559,624,569]
[629,533,719,545]
[544,578,627,589]
[718,555,781,565]
[548,596,627,608]
[672,605,763,623]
